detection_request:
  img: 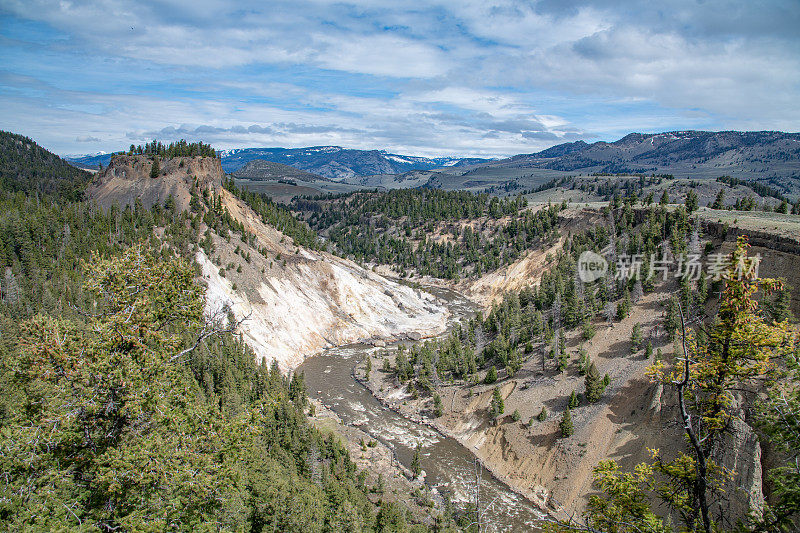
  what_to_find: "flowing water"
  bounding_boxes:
[298,287,545,531]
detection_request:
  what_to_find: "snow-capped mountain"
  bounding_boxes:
[216,146,491,180]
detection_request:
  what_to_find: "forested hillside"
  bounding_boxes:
[293,189,562,279]
[0,130,92,201]
[0,136,440,531]
[361,192,800,531]
[390,200,695,392]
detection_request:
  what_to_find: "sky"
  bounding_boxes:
[0,0,798,158]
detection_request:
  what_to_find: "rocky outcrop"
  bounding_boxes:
[88,154,224,211]
[202,189,448,370]
[88,155,449,371]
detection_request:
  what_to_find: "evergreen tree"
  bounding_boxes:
[569,390,580,409]
[711,188,725,209]
[490,387,505,419]
[582,317,596,340]
[150,156,160,178]
[631,323,643,353]
[560,409,574,437]
[685,189,698,213]
[484,365,498,384]
[765,282,794,323]
[411,442,422,479]
[585,362,605,403]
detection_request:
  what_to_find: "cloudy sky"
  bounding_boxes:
[1,0,798,157]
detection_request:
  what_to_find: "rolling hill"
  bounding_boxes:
[231,159,328,182]
[0,130,93,200]
[469,130,800,194]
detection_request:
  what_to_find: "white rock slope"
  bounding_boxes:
[198,191,448,371]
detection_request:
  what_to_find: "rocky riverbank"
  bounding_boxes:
[355,348,557,521]
[307,398,446,525]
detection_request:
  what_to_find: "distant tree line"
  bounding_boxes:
[717,175,789,202]
[126,138,218,158]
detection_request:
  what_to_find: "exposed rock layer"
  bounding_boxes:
[90,155,448,371]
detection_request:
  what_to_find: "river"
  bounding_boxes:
[297,287,545,531]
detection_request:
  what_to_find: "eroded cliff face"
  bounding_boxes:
[199,190,448,371]
[459,208,601,312]
[88,155,224,211]
[89,155,448,371]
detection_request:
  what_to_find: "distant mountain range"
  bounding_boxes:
[217,147,490,180]
[66,152,115,169]
[66,131,800,191]
[494,130,800,179]
[67,146,489,180]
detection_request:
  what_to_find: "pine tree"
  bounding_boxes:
[484,365,498,384]
[568,390,580,409]
[582,316,596,340]
[537,406,548,422]
[685,189,698,213]
[433,393,443,417]
[560,408,574,437]
[577,349,589,375]
[711,188,725,209]
[585,361,605,403]
[150,156,160,179]
[765,282,794,323]
[490,387,505,419]
[631,323,643,353]
[411,442,422,479]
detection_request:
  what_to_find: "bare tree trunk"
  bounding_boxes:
[676,303,712,533]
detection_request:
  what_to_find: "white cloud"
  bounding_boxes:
[1,0,798,155]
